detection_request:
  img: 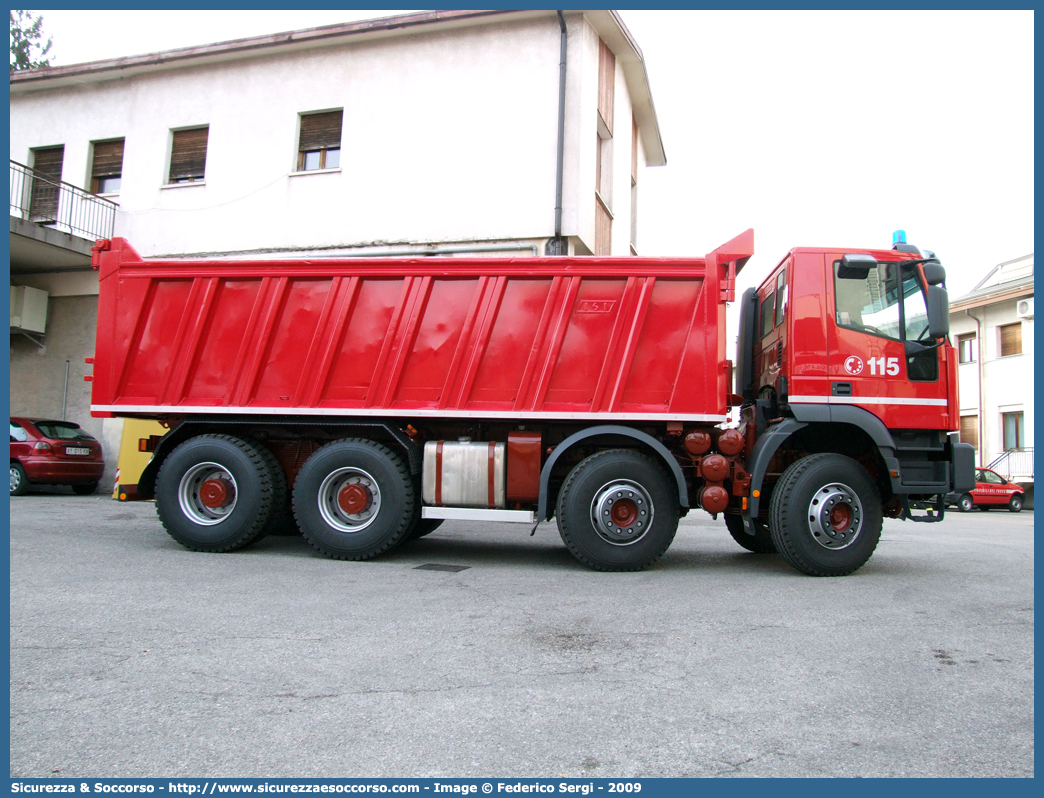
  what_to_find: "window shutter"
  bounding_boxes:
[92,139,124,178]
[169,127,209,182]
[1000,323,1022,357]
[32,146,64,179]
[959,415,978,450]
[597,40,615,136]
[299,111,343,152]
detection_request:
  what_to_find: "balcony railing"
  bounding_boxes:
[987,448,1034,481]
[10,160,117,242]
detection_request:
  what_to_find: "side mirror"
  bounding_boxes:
[837,253,877,280]
[922,261,946,286]
[927,284,949,338]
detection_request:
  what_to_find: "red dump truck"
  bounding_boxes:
[89,230,973,575]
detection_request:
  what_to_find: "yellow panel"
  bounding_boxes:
[112,418,168,498]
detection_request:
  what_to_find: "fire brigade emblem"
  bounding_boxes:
[844,356,864,375]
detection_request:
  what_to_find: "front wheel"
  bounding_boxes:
[556,449,678,571]
[957,494,974,512]
[1008,495,1023,512]
[293,439,415,560]
[769,453,882,576]
[724,513,776,553]
[155,435,274,552]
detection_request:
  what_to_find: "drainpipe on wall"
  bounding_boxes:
[967,308,985,466]
[546,10,568,256]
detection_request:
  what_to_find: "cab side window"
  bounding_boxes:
[774,269,787,327]
[760,291,775,339]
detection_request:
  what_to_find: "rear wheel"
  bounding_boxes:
[769,453,882,577]
[250,441,296,537]
[556,449,678,572]
[1008,495,1023,512]
[72,481,98,496]
[406,518,444,541]
[957,494,974,512]
[724,513,776,553]
[10,463,29,496]
[293,439,414,560]
[155,435,274,552]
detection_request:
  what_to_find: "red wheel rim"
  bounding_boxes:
[199,478,234,509]
[338,483,373,515]
[829,503,853,532]
[610,498,639,527]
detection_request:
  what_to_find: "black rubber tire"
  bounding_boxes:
[406,517,444,541]
[957,494,974,512]
[10,463,29,496]
[724,513,776,553]
[1008,495,1023,512]
[249,441,297,537]
[72,481,99,496]
[768,453,882,577]
[556,449,678,572]
[155,434,274,552]
[293,439,414,560]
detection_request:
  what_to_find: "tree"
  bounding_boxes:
[10,10,52,71]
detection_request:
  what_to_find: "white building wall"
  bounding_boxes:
[11,14,640,260]
[949,298,1033,469]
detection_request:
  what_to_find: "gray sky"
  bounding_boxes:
[34,8,1034,298]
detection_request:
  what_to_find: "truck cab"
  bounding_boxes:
[737,236,975,550]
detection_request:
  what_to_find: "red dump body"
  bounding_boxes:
[89,233,754,423]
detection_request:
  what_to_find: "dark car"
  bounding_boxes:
[10,417,106,496]
[946,467,1025,513]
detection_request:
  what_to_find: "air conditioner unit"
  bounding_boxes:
[1016,297,1034,320]
[10,285,49,334]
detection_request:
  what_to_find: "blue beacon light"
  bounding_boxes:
[892,230,907,245]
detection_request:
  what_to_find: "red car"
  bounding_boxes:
[10,417,106,496]
[947,467,1025,513]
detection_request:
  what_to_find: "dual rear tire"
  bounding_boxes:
[556,449,679,571]
[157,435,417,560]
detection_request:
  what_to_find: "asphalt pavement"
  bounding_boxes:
[9,493,1035,778]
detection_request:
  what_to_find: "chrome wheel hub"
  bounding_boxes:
[807,482,863,550]
[179,462,238,525]
[318,467,381,533]
[590,480,653,546]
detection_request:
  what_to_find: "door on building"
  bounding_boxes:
[29,146,64,224]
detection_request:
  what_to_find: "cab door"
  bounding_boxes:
[825,257,949,430]
[752,261,789,401]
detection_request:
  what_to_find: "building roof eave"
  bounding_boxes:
[949,282,1034,313]
[584,10,666,167]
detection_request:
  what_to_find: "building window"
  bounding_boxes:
[298,110,343,171]
[29,145,63,222]
[90,138,124,194]
[959,414,979,450]
[1002,411,1025,450]
[594,40,615,256]
[168,127,209,184]
[957,333,976,364]
[999,322,1022,357]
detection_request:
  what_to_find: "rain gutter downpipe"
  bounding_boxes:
[967,308,986,466]
[549,10,567,256]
